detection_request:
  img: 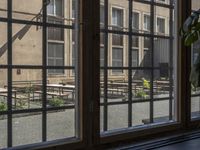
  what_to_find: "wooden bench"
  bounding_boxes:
[34,90,72,101]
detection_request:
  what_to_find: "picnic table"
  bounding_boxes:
[33,84,75,101]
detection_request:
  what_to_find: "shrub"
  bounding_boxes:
[135,89,147,98]
[142,78,150,89]
[0,102,7,111]
[49,97,64,107]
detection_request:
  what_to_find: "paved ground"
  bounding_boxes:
[0,96,200,149]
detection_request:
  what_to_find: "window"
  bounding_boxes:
[157,17,165,34]
[100,5,105,26]
[112,48,123,74]
[100,47,104,67]
[72,0,76,19]
[112,7,123,29]
[47,1,64,74]
[47,0,63,17]
[144,14,150,32]
[48,43,64,74]
[100,0,176,134]
[132,49,138,67]
[132,12,139,32]
[0,0,80,149]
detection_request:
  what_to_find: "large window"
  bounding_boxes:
[0,0,79,149]
[100,0,176,133]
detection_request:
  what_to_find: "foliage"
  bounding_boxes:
[142,78,150,89]
[135,89,147,99]
[180,9,200,87]
[49,97,64,107]
[0,102,7,111]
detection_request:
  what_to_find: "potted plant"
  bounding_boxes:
[180,9,200,87]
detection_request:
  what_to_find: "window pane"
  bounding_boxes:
[191,0,200,119]
[112,34,123,46]
[112,8,123,27]
[12,69,43,110]
[0,115,7,149]
[12,24,42,65]
[144,14,150,32]
[47,0,54,15]
[0,22,7,65]
[47,109,75,141]
[132,49,138,67]
[155,6,169,35]
[132,12,139,32]
[0,0,7,18]
[12,0,43,21]
[154,38,170,67]
[112,48,123,74]
[13,113,42,147]
[55,0,63,16]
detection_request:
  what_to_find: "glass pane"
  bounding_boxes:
[47,24,64,41]
[12,113,42,146]
[132,102,150,126]
[191,0,200,119]
[0,115,7,149]
[0,0,7,18]
[0,22,7,65]
[13,0,43,21]
[155,0,170,5]
[47,109,75,141]
[191,96,200,118]
[47,69,75,107]
[133,2,150,34]
[108,104,128,130]
[0,69,8,110]
[154,38,170,67]
[153,100,170,123]
[55,0,63,17]
[109,0,128,31]
[155,6,170,36]
[154,69,170,99]
[132,70,151,100]
[12,23,42,65]
[12,69,42,110]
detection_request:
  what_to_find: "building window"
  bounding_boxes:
[132,12,139,32]
[47,0,64,74]
[132,49,138,67]
[144,14,150,32]
[157,17,165,34]
[112,7,123,29]
[100,5,105,26]
[112,48,123,74]
[100,47,104,67]
[48,43,64,74]
[47,0,63,17]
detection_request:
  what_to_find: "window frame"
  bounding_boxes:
[0,0,197,149]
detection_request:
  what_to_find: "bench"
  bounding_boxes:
[34,90,73,101]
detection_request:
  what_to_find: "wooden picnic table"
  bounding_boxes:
[33,84,75,100]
